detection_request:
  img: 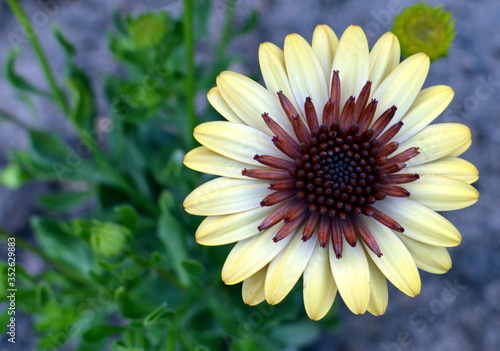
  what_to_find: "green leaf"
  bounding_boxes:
[157,192,189,286]
[37,191,91,212]
[83,325,126,343]
[66,75,96,130]
[54,26,76,56]
[114,205,139,231]
[181,259,204,277]
[35,282,56,309]
[5,48,51,97]
[115,286,148,319]
[143,303,172,326]
[0,308,11,335]
[28,130,70,164]
[31,217,92,276]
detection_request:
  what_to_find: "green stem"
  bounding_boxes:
[183,0,196,149]
[0,228,90,285]
[7,0,69,115]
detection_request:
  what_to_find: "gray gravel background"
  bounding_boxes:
[0,0,498,350]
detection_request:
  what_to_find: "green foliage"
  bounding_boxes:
[0,1,339,350]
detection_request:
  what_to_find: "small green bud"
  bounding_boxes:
[90,221,131,257]
[128,13,168,48]
[392,2,456,61]
[0,162,30,189]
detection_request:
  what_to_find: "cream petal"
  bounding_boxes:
[184,177,271,216]
[329,235,370,314]
[366,257,388,316]
[303,243,337,320]
[207,87,245,124]
[372,53,430,127]
[259,42,302,117]
[284,33,329,119]
[242,265,268,306]
[196,205,278,246]
[448,138,472,157]
[396,234,452,274]
[362,218,421,297]
[222,224,294,285]
[403,156,479,184]
[331,25,370,107]
[312,24,339,79]
[368,32,400,91]
[217,71,294,136]
[401,175,479,211]
[194,121,287,166]
[184,146,266,179]
[374,197,462,247]
[265,228,316,304]
[397,123,471,167]
[396,86,454,143]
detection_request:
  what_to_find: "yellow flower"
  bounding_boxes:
[183,25,479,320]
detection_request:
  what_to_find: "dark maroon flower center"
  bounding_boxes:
[242,71,420,258]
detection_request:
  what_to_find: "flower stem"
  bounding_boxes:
[6,0,69,115]
[183,0,196,150]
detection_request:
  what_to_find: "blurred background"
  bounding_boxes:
[0,0,499,350]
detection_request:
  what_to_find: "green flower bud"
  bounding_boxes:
[128,13,168,48]
[392,2,456,61]
[90,221,131,257]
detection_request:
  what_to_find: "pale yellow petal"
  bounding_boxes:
[396,234,452,274]
[217,71,294,136]
[366,257,388,316]
[329,235,370,314]
[242,265,268,305]
[222,225,293,285]
[265,228,316,305]
[331,25,370,107]
[374,197,462,247]
[372,53,430,127]
[363,218,421,297]
[184,146,265,179]
[207,87,245,124]
[397,123,471,167]
[259,42,301,116]
[396,86,454,143]
[284,33,329,119]
[194,121,287,166]
[184,177,271,216]
[403,156,479,184]
[402,175,479,211]
[448,138,472,157]
[368,32,400,91]
[312,24,339,78]
[196,205,278,246]
[303,243,337,320]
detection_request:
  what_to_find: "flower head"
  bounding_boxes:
[183,25,479,319]
[392,2,456,61]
